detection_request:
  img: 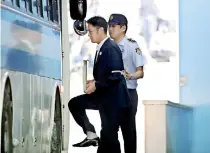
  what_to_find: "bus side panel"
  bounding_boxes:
[1,6,64,153]
[1,69,61,153]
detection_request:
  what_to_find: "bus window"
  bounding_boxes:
[52,0,58,23]
[26,0,32,13]
[3,0,13,5]
[38,0,44,17]
[19,0,26,10]
[46,0,58,23]
[32,0,43,17]
[15,0,20,7]
[46,0,53,21]
[42,0,48,19]
[32,0,38,15]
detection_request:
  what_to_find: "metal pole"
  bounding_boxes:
[61,0,71,150]
[83,60,88,92]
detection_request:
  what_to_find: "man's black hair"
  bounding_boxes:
[87,16,108,34]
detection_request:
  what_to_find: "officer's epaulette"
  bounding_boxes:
[127,38,136,43]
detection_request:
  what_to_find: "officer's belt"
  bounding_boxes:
[111,70,125,75]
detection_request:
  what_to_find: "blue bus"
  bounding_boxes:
[0,0,86,152]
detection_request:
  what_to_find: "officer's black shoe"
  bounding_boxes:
[72,137,100,147]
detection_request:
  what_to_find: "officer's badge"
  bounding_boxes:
[136,48,142,55]
[127,38,136,43]
[109,15,114,21]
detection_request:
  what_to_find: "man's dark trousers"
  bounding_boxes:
[120,89,138,153]
[68,89,138,153]
[68,92,122,153]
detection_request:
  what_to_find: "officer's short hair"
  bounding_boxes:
[87,16,108,34]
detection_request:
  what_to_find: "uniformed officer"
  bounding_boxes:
[108,14,144,153]
[68,16,131,153]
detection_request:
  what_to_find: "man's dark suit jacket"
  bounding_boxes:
[93,38,130,108]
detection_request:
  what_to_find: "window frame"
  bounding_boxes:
[1,0,61,26]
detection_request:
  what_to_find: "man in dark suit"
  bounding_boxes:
[68,16,131,153]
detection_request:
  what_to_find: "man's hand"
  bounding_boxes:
[86,79,94,89]
[87,79,94,84]
[85,81,96,94]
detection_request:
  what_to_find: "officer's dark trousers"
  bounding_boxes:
[120,89,138,153]
[68,93,121,153]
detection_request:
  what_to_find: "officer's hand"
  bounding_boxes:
[85,82,96,94]
[125,70,131,80]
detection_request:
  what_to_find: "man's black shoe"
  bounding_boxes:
[72,137,100,147]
